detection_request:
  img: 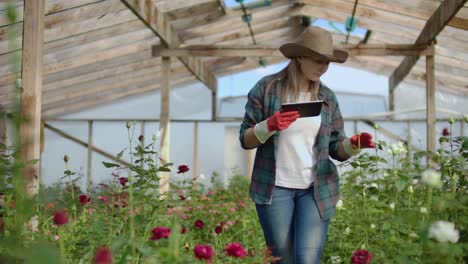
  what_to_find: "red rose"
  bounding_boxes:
[178,195,186,200]
[53,211,68,226]
[224,242,247,258]
[94,246,113,264]
[118,177,128,186]
[79,194,90,205]
[194,219,204,229]
[150,227,171,240]
[351,249,372,264]
[194,244,214,262]
[138,135,144,142]
[215,225,222,234]
[181,227,187,234]
[442,128,450,136]
[177,165,189,174]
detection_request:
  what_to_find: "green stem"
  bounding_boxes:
[66,162,77,221]
[363,188,368,248]
[58,228,66,262]
[127,123,136,256]
[426,186,433,220]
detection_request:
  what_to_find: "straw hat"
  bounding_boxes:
[279,26,348,63]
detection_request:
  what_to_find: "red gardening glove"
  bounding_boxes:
[350,132,375,148]
[266,111,300,132]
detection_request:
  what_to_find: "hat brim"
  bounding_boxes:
[279,43,348,63]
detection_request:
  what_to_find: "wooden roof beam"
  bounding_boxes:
[339,0,468,30]
[42,73,196,118]
[121,0,217,91]
[389,0,467,92]
[152,44,434,57]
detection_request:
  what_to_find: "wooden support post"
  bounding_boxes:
[426,55,436,153]
[212,88,217,121]
[20,0,45,199]
[193,121,199,188]
[159,56,171,197]
[87,121,93,193]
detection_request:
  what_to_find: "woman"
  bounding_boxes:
[239,26,375,264]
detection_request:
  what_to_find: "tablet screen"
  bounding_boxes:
[280,100,323,117]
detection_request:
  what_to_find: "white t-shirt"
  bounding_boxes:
[275,92,321,189]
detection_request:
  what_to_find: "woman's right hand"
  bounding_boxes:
[267,111,300,132]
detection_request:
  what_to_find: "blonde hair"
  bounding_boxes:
[268,58,319,103]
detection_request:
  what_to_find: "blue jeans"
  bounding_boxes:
[255,185,329,264]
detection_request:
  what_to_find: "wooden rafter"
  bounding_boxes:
[42,72,196,118]
[389,0,467,93]
[121,0,217,91]
[293,0,468,41]
[296,3,468,50]
[152,44,434,57]
[339,0,468,30]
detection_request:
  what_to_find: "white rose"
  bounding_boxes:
[389,202,395,210]
[336,200,343,210]
[345,227,351,235]
[420,207,427,214]
[370,224,376,229]
[428,221,459,243]
[330,256,342,264]
[388,142,407,155]
[407,185,414,194]
[421,169,442,187]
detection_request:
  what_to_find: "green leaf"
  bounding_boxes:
[102,161,120,168]
[116,148,126,159]
[395,179,407,192]
[28,159,40,165]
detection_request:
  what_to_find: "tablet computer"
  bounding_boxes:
[280,100,324,117]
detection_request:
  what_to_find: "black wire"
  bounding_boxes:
[346,0,359,44]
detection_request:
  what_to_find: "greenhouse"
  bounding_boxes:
[0,0,467,263]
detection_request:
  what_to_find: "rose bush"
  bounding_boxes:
[0,119,466,263]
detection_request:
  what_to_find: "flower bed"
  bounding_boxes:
[0,121,467,263]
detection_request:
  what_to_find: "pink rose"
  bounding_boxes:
[194,219,204,229]
[150,227,171,240]
[118,177,128,186]
[79,194,91,205]
[53,211,68,226]
[224,242,247,258]
[177,165,189,174]
[351,249,372,264]
[94,246,113,264]
[442,128,450,136]
[194,244,214,263]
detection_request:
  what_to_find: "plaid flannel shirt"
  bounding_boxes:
[239,73,349,221]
